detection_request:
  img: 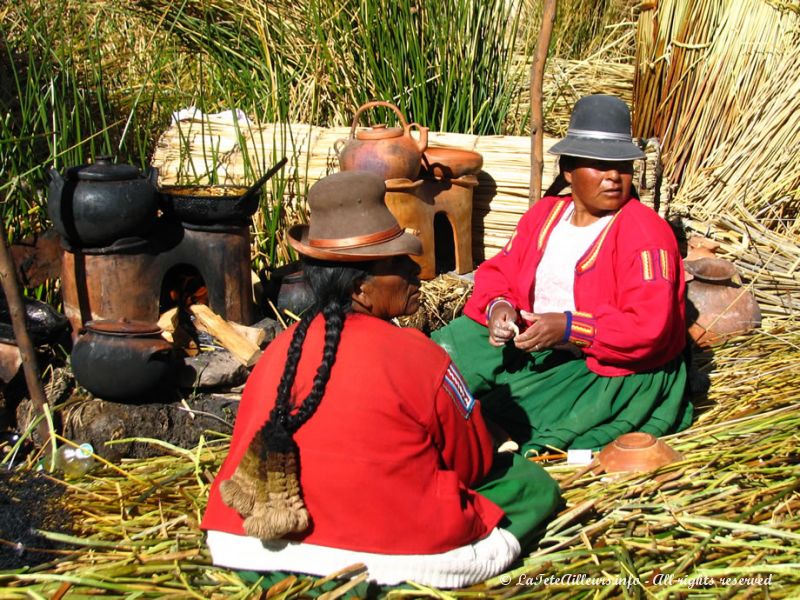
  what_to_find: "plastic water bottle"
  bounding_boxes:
[55,443,96,479]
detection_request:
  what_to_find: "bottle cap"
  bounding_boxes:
[76,443,94,459]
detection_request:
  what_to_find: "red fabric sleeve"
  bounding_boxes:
[575,244,685,367]
[428,362,495,487]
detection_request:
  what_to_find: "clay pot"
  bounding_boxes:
[685,257,761,347]
[421,147,483,179]
[71,320,177,401]
[685,235,720,261]
[597,432,684,474]
[48,156,159,248]
[338,101,429,181]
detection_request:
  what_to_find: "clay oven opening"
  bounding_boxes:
[433,212,456,274]
[159,264,208,314]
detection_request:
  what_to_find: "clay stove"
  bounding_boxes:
[60,217,254,336]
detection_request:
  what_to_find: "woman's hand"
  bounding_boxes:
[515,311,567,353]
[488,303,519,347]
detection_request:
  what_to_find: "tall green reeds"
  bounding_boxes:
[0,1,182,242]
[135,0,527,135]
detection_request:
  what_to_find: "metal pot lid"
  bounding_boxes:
[72,156,141,182]
[84,319,162,337]
[357,124,404,140]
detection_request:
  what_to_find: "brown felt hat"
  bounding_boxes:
[288,171,422,261]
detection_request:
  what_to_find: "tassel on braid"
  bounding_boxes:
[221,260,367,541]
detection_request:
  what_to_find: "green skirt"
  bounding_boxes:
[433,316,693,455]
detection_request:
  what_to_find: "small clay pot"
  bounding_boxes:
[421,147,483,179]
[685,257,761,347]
[597,432,684,474]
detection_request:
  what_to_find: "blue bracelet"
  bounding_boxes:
[562,311,573,343]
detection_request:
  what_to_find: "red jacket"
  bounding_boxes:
[202,313,504,554]
[464,195,686,376]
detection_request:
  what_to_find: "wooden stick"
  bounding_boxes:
[188,304,261,367]
[0,218,52,449]
[529,0,557,205]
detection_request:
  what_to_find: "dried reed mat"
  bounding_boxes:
[633,0,800,191]
[152,119,663,260]
[2,325,798,597]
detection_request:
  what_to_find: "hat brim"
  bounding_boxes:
[549,137,645,161]
[287,224,423,262]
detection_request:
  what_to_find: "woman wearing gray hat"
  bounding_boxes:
[201,171,560,588]
[434,95,692,455]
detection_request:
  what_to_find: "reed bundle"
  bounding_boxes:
[671,44,800,235]
[633,0,800,191]
[152,118,564,260]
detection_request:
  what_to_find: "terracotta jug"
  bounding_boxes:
[684,257,761,347]
[338,101,428,181]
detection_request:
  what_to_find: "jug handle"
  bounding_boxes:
[349,101,409,139]
[407,122,428,153]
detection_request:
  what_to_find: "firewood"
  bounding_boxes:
[188,304,261,367]
[157,308,179,343]
[229,321,267,348]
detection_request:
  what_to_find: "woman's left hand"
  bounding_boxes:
[514,311,567,353]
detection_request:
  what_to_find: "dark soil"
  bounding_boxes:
[0,469,77,570]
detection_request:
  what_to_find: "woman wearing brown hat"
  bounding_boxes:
[201,171,560,587]
[434,95,692,456]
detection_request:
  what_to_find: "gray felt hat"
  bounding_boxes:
[549,95,645,161]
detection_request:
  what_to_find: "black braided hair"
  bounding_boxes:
[543,155,640,200]
[264,257,373,448]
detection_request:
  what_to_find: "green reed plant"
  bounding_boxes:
[0,1,183,243]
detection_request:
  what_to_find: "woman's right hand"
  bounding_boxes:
[488,304,519,347]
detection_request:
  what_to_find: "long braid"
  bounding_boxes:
[288,298,346,431]
[269,310,316,427]
[221,258,370,540]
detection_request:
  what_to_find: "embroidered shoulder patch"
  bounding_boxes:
[443,363,475,419]
[640,249,655,281]
[658,248,673,281]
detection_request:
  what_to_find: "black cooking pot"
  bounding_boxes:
[71,320,177,401]
[159,157,287,225]
[159,184,255,224]
[48,156,159,247]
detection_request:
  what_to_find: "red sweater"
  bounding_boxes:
[464,195,686,376]
[201,313,504,554]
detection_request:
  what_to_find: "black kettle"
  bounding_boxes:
[48,156,159,248]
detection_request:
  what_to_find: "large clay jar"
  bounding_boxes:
[685,257,761,347]
[338,101,429,181]
[71,320,176,401]
[48,156,159,248]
